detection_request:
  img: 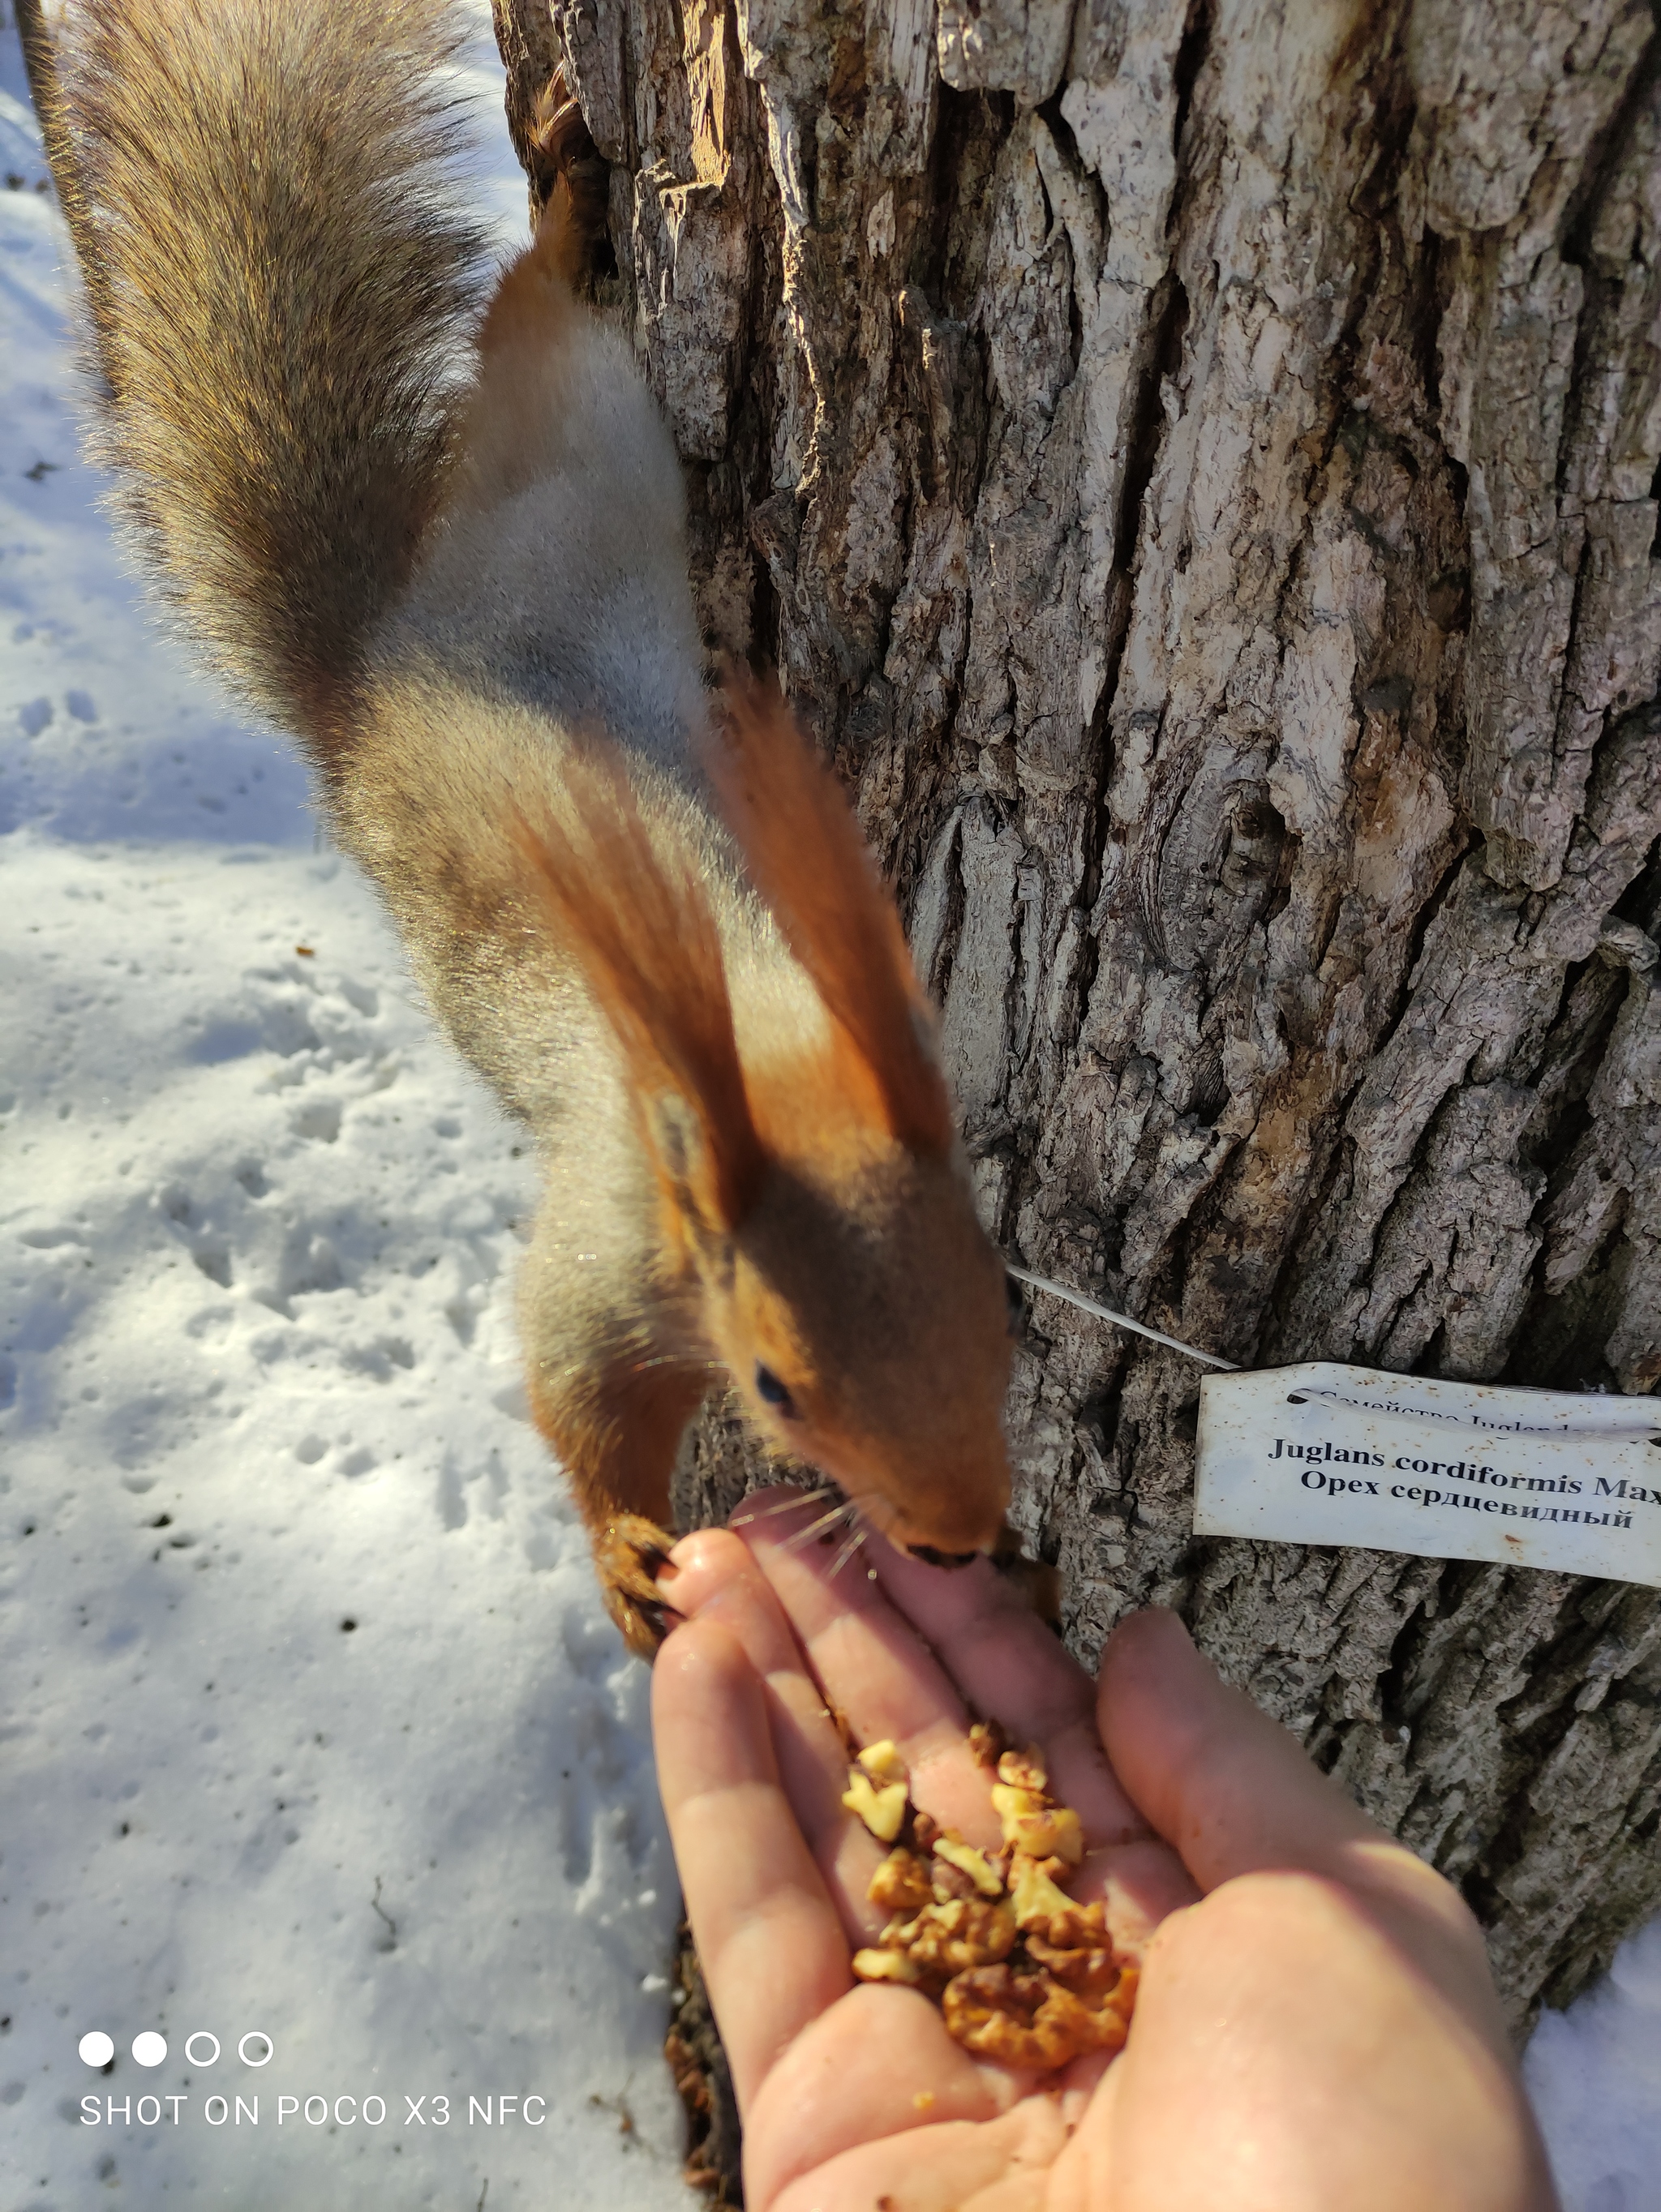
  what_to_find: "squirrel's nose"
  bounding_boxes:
[903,1544,980,1570]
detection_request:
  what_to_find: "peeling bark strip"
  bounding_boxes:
[496,0,1661,2030]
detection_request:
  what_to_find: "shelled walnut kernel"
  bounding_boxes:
[843,1738,1137,2070]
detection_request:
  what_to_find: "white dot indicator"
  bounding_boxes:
[132,2032,167,2068]
[79,2032,114,2067]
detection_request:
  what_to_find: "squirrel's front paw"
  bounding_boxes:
[594,1514,679,1660]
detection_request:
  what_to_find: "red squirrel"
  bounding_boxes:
[28,0,1014,1653]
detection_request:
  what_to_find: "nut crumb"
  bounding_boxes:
[857,1738,908,1788]
[852,1946,922,1985]
[997,1746,1048,1794]
[869,1847,934,1913]
[932,1833,1005,1898]
[968,1719,1007,1770]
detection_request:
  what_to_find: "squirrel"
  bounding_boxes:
[24,0,1015,1655]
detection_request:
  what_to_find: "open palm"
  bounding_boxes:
[652,1492,1556,2212]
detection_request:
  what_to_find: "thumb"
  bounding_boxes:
[1097,1608,1522,2102]
[1097,1607,1384,1894]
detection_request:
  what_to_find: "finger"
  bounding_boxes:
[664,1526,888,1940]
[663,1525,810,1676]
[743,1496,1004,1849]
[1098,1605,1492,1991]
[652,1617,852,2112]
[1098,1608,1384,1892]
[868,1525,1154,1847]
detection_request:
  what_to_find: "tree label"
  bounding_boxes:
[1195,1364,1661,1586]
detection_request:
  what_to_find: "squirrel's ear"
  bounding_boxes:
[511,750,764,1233]
[709,677,956,1159]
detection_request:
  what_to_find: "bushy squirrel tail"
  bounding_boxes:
[28,0,491,756]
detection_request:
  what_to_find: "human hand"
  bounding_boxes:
[652,1493,1559,2212]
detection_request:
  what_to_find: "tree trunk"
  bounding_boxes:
[497,0,1661,2038]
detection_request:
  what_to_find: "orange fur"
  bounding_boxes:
[476,193,586,354]
[526,1357,701,1530]
[513,753,765,1233]
[445,201,586,521]
[710,679,955,1159]
[744,1048,891,1180]
[526,76,611,291]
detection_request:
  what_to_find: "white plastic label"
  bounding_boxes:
[1195,1363,1661,1586]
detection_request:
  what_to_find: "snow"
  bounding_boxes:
[4,4,1661,2209]
[0,9,691,2206]
[1525,1921,1661,2212]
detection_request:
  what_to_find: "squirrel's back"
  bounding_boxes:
[384,226,707,780]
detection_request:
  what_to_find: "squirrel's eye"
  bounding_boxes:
[754,1363,799,1419]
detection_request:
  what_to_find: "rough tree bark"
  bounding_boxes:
[495,0,1661,2042]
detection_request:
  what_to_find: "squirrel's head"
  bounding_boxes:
[518,681,1013,1561]
[690,1139,1012,1557]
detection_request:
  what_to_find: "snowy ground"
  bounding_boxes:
[3,6,1660,2210]
[1,11,691,2208]
[1528,1920,1661,2212]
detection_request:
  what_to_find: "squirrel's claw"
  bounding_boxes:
[595,1513,680,1661]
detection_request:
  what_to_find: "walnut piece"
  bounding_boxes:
[1045,1901,1106,1944]
[991,1782,1084,1865]
[997,1747,1049,1794]
[1009,1852,1077,1931]
[842,1767,908,1842]
[857,1738,909,1789]
[932,1833,1005,1898]
[929,1858,980,1904]
[968,1719,1008,1771]
[1024,1927,1122,2001]
[851,1947,922,1986]
[869,1847,935,1914]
